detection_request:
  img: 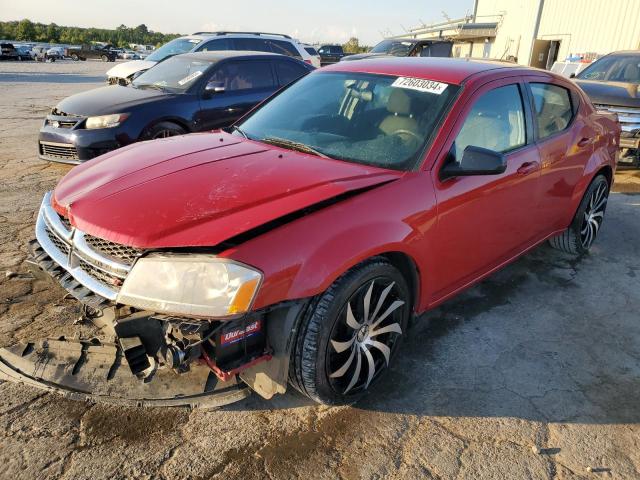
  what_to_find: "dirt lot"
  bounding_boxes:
[0,60,639,480]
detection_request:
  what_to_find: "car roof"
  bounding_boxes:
[176,50,285,62]
[323,57,527,85]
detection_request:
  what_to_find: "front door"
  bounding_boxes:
[197,60,277,131]
[430,79,543,300]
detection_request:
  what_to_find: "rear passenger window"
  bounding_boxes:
[199,39,233,52]
[234,38,272,53]
[274,61,307,86]
[268,40,302,59]
[454,84,526,161]
[209,61,275,91]
[530,83,573,139]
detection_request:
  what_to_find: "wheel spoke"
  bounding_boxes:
[593,196,607,212]
[363,281,374,323]
[363,347,376,388]
[343,349,362,394]
[370,322,402,338]
[346,302,361,330]
[369,282,394,325]
[329,346,356,378]
[331,336,355,353]
[590,217,600,234]
[592,211,604,219]
[371,300,405,330]
[366,340,391,366]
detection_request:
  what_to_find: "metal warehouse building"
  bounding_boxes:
[401,0,640,69]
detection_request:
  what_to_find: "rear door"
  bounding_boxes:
[524,77,595,232]
[430,78,543,300]
[273,58,310,87]
[196,59,277,130]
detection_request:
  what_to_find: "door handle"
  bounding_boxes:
[517,161,539,175]
[577,137,594,148]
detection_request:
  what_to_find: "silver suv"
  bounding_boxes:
[106,32,318,85]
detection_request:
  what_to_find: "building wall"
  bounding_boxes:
[476,0,640,66]
[475,0,542,63]
[538,0,640,61]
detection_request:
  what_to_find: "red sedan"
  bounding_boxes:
[8,57,619,407]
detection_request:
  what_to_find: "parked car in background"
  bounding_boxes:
[302,44,321,67]
[573,50,640,167]
[39,51,313,163]
[0,43,22,60]
[15,57,618,408]
[317,44,349,66]
[32,46,61,62]
[15,45,34,60]
[342,38,453,62]
[106,32,316,85]
[69,44,117,62]
[122,50,141,60]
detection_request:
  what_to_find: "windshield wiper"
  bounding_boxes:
[231,125,248,138]
[261,137,329,158]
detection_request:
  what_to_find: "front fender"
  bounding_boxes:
[225,173,436,311]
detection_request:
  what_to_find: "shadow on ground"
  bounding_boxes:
[235,194,640,426]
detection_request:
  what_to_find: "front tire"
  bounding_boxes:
[101,55,108,62]
[141,121,187,140]
[290,258,411,405]
[71,53,79,61]
[549,174,609,255]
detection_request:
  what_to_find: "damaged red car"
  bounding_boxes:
[0,58,619,407]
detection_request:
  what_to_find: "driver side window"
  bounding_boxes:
[453,84,526,162]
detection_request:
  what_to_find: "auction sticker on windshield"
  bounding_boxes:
[392,77,448,95]
[178,70,203,86]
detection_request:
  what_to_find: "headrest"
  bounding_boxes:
[387,89,411,115]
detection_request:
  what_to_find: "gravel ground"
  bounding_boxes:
[0,60,639,480]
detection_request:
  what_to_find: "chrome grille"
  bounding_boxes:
[40,141,79,160]
[35,192,143,301]
[594,104,640,135]
[45,224,70,256]
[59,216,72,231]
[84,234,142,266]
[46,118,78,128]
[77,257,124,289]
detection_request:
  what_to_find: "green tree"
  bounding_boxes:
[47,23,60,43]
[15,19,36,41]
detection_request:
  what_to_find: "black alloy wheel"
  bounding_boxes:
[549,174,609,255]
[290,258,411,405]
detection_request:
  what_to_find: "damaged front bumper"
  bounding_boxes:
[7,237,305,408]
[0,338,250,409]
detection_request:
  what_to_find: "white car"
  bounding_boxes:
[301,44,321,68]
[106,32,316,85]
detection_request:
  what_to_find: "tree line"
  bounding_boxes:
[0,19,181,47]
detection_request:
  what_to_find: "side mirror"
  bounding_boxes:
[204,82,225,96]
[569,73,576,79]
[441,145,507,180]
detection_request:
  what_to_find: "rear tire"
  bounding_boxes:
[549,174,609,255]
[289,258,411,405]
[142,121,187,140]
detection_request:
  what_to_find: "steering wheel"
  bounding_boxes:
[391,129,422,143]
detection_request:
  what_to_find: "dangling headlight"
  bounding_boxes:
[116,254,262,319]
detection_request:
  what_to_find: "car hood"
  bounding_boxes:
[55,85,170,116]
[575,79,640,108]
[106,60,157,80]
[341,52,392,62]
[52,132,402,249]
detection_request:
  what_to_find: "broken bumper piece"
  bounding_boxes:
[0,338,251,409]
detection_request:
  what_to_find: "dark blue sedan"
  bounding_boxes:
[38,51,314,163]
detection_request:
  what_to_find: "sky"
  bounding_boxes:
[1,0,474,45]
